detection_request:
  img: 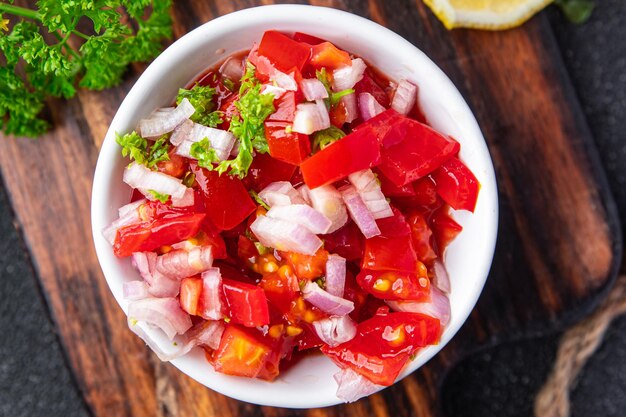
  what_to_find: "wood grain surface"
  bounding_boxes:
[0,0,621,416]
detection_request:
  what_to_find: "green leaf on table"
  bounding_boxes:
[554,0,595,24]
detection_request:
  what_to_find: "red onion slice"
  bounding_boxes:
[358,92,385,121]
[266,204,332,234]
[292,100,330,134]
[219,56,244,82]
[171,187,194,208]
[123,162,187,200]
[123,280,150,301]
[348,170,393,219]
[156,246,214,280]
[340,93,358,123]
[131,252,180,298]
[325,254,347,297]
[258,181,307,207]
[302,282,354,316]
[340,185,381,238]
[332,58,366,91]
[170,119,194,146]
[271,69,298,91]
[175,123,236,161]
[432,260,451,293]
[334,368,383,403]
[199,268,224,320]
[386,286,451,326]
[262,84,287,100]
[127,297,192,340]
[102,207,140,245]
[313,315,356,347]
[157,320,225,362]
[138,97,195,138]
[303,184,348,233]
[118,199,147,218]
[250,216,323,255]
[391,79,418,115]
[300,78,329,101]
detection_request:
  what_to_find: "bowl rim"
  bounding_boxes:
[91,4,498,408]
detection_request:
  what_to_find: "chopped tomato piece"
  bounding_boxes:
[156,149,187,178]
[362,209,417,273]
[431,157,480,212]
[113,202,206,257]
[309,42,351,70]
[407,212,438,263]
[429,206,463,254]
[376,169,416,197]
[259,268,299,316]
[267,91,298,122]
[282,248,329,280]
[412,176,440,207]
[296,322,324,350]
[321,311,441,385]
[222,278,270,327]
[377,207,412,237]
[300,127,381,188]
[329,99,349,128]
[356,269,430,301]
[320,222,364,260]
[292,32,326,45]
[353,108,405,146]
[378,118,460,186]
[180,276,202,316]
[213,325,272,378]
[257,30,311,73]
[265,121,311,165]
[190,162,256,231]
[257,335,294,381]
[243,151,296,192]
[355,73,390,108]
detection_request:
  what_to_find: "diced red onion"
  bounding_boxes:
[325,254,347,297]
[271,68,298,91]
[250,216,323,255]
[199,268,224,320]
[118,199,147,218]
[313,315,357,347]
[170,118,194,146]
[123,280,150,301]
[102,207,140,245]
[297,185,312,205]
[156,246,214,280]
[386,286,451,326]
[127,297,192,340]
[391,79,418,115]
[171,187,194,208]
[266,204,332,234]
[432,260,451,293]
[340,93,358,123]
[332,58,366,91]
[262,84,287,100]
[123,162,187,200]
[302,282,354,316]
[334,368,383,403]
[156,320,225,362]
[340,185,381,238]
[358,92,385,121]
[132,252,180,297]
[300,78,329,101]
[258,181,307,207]
[138,97,195,138]
[348,170,393,219]
[175,123,235,161]
[292,100,330,135]
[304,184,348,233]
[219,56,244,81]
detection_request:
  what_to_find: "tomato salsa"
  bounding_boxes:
[105,30,479,402]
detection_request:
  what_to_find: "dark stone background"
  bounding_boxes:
[1,2,624,416]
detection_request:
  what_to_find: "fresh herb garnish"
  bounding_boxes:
[249,190,270,210]
[0,1,173,137]
[182,171,196,188]
[316,68,355,107]
[116,131,170,168]
[254,241,270,256]
[147,190,169,203]
[176,84,223,127]
[190,137,220,169]
[312,126,346,152]
[315,277,325,289]
[554,0,594,24]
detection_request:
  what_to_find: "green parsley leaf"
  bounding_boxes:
[147,189,169,203]
[176,84,223,127]
[554,0,594,24]
[312,126,346,152]
[190,137,221,169]
[147,135,170,168]
[249,190,270,210]
[316,68,354,107]
[116,131,148,165]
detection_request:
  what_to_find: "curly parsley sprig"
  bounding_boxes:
[0,0,173,137]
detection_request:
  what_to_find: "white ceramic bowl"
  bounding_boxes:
[91,4,498,408]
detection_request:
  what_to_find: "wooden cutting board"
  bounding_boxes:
[0,1,621,416]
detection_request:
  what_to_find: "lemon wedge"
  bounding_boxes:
[423,0,553,30]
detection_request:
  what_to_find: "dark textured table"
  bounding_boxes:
[1,2,625,417]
